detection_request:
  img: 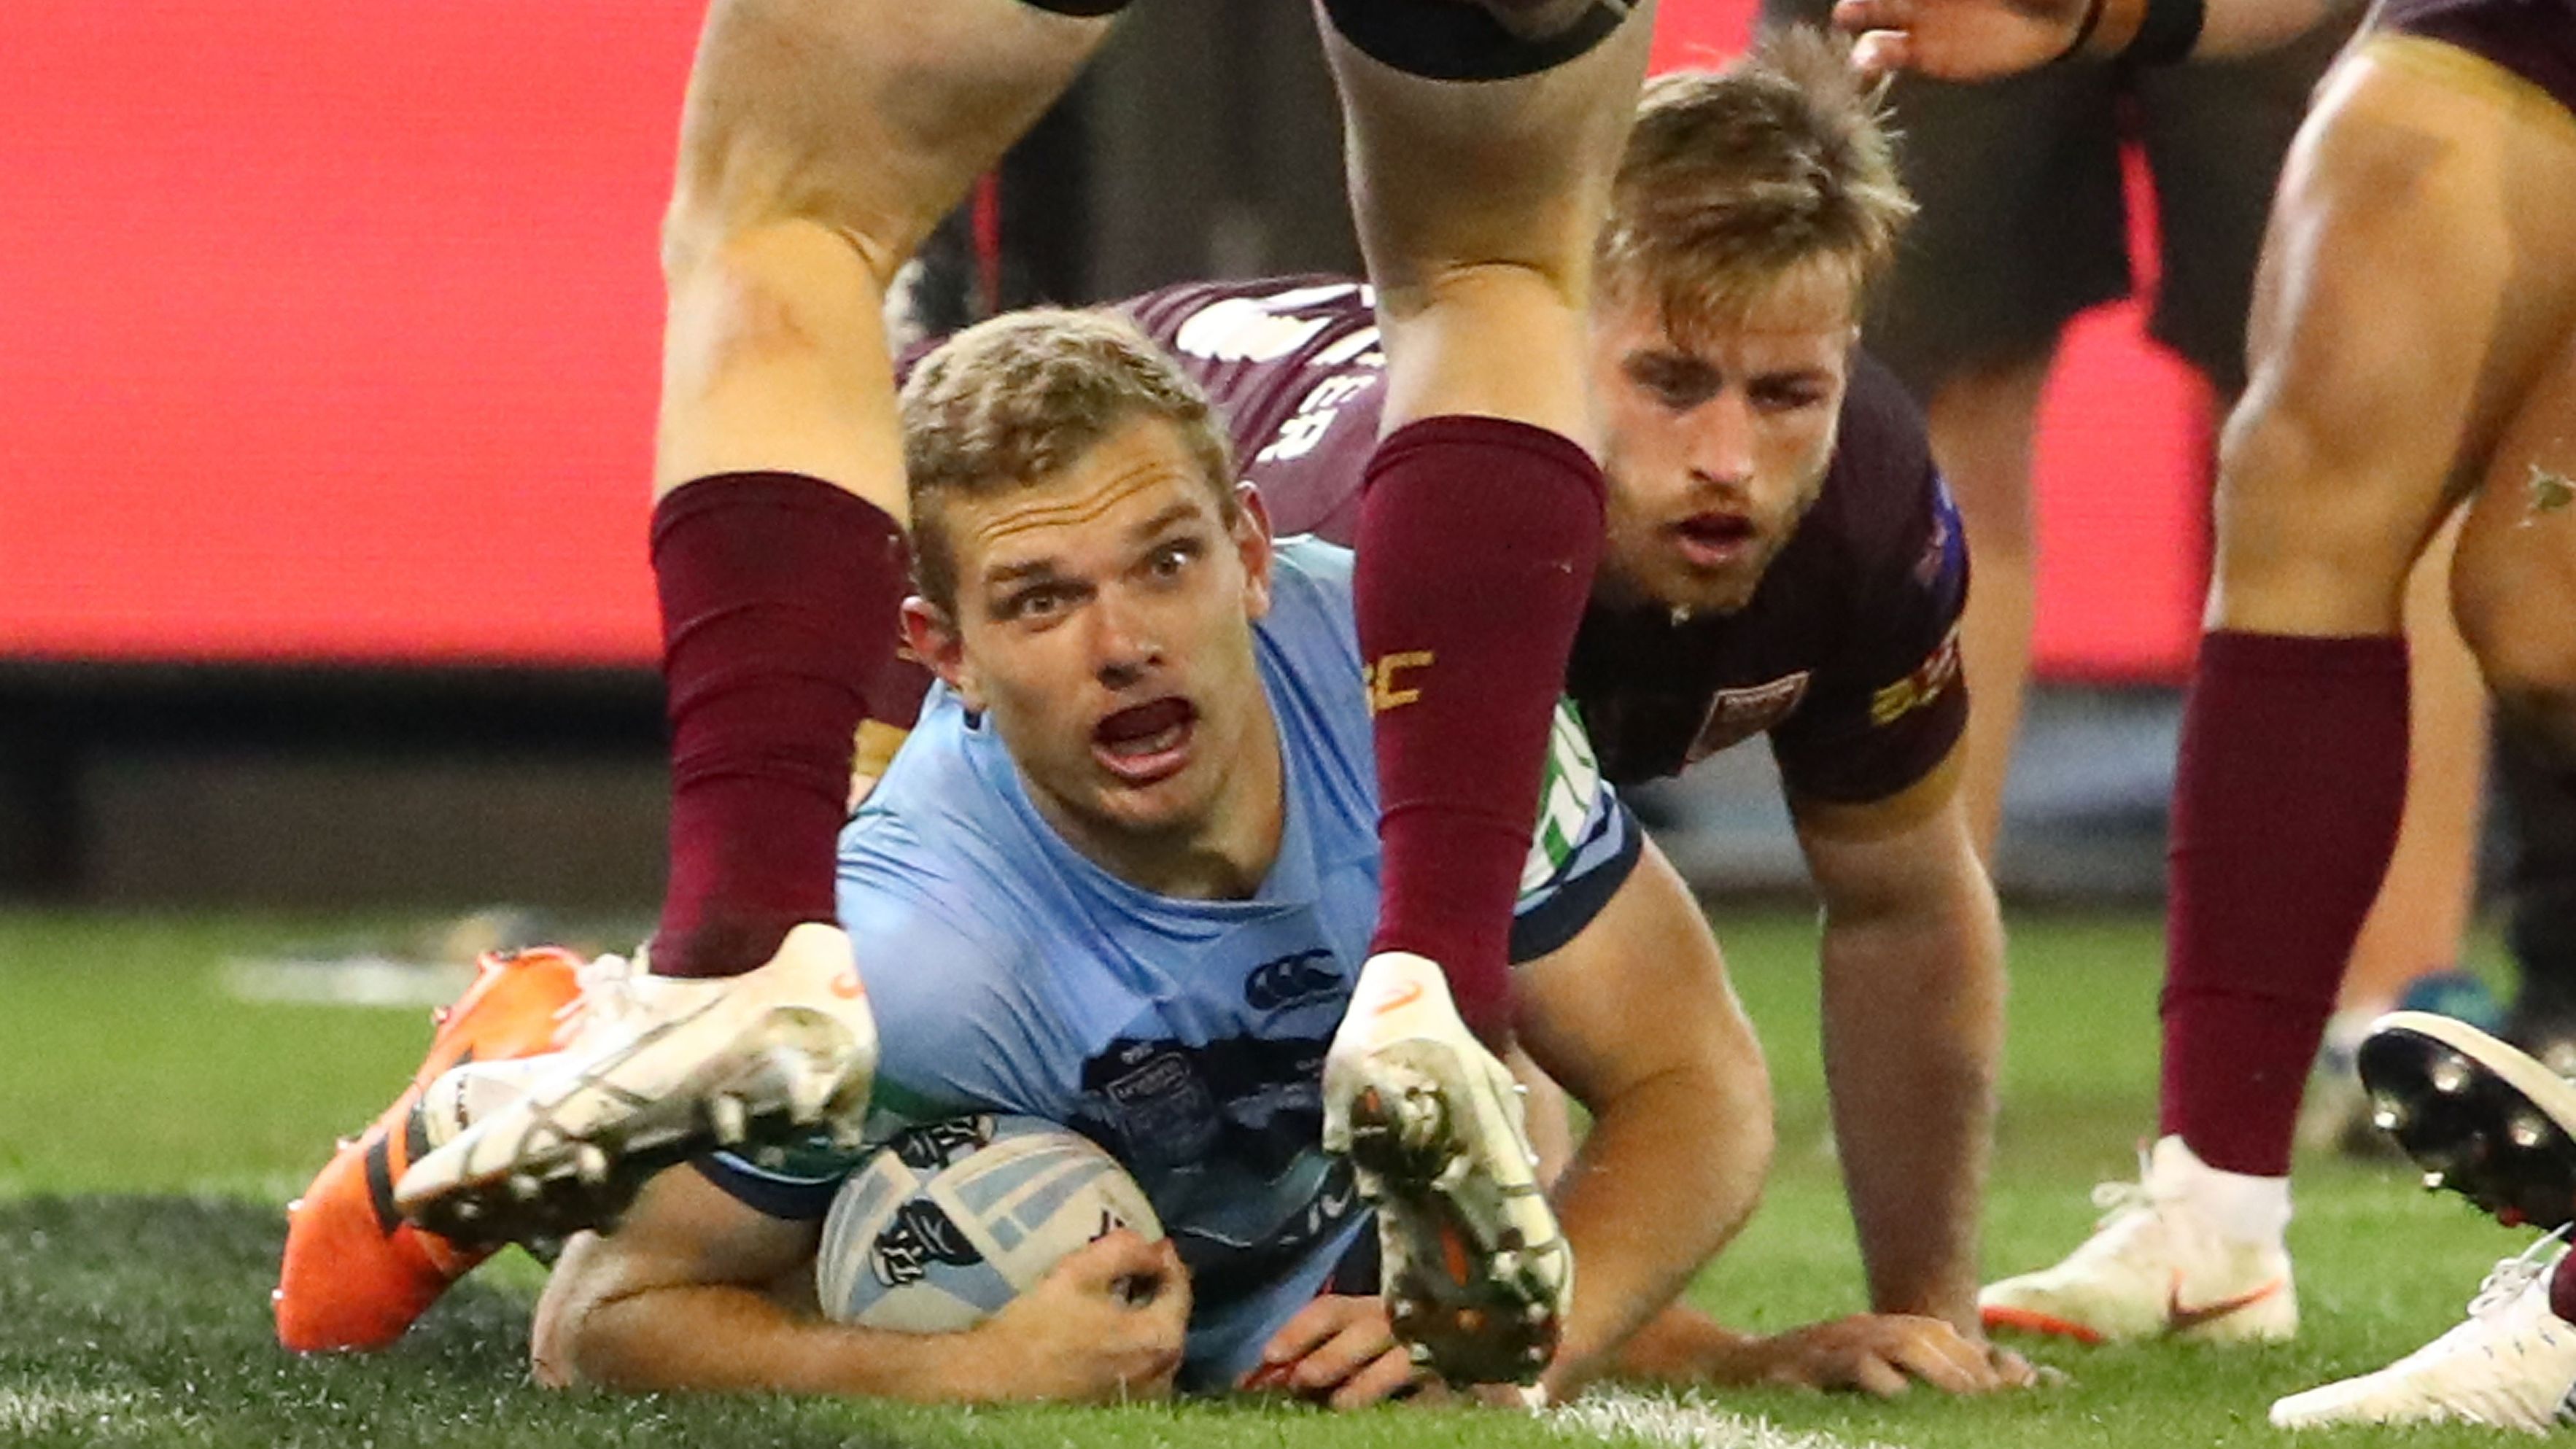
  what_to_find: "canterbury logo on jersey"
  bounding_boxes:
[1244,949,1342,1014]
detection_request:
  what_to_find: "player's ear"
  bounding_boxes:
[900,596,980,707]
[1233,483,1275,621]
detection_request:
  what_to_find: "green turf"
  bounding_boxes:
[0,908,2547,1447]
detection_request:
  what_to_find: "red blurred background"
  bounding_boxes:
[0,0,2207,676]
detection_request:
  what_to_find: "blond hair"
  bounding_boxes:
[1597,26,1914,343]
[901,308,1238,613]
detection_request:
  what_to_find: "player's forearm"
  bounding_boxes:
[1816,868,2004,1333]
[1543,1058,1771,1396]
[546,1279,996,1402]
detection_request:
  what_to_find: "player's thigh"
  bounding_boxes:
[671,0,1111,268]
[656,0,1112,499]
[2208,39,2576,634]
[2453,333,2576,755]
[1311,0,1655,437]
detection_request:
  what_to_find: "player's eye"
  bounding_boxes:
[1627,355,1720,411]
[1145,539,1200,579]
[1001,583,1074,622]
[1750,378,1828,413]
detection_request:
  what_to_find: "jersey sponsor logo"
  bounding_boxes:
[1365,650,1434,714]
[868,1199,984,1288]
[1869,626,1963,727]
[887,1115,996,1172]
[1684,672,1812,764]
[1244,947,1342,1015]
[1172,283,1368,364]
[1096,1043,1223,1170]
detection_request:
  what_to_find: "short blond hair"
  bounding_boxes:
[901,308,1238,613]
[1597,26,1914,343]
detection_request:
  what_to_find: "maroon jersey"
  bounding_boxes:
[2377,0,2576,118]
[1122,276,1969,804]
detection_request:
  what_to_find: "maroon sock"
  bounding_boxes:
[2160,630,2410,1176]
[2551,1250,2576,1325]
[1355,416,1605,1041]
[651,473,910,979]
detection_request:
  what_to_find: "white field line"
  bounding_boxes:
[1549,1388,1895,1449]
[0,1383,199,1438]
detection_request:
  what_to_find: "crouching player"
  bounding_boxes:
[516,308,2022,1404]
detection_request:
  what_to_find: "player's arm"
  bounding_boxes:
[1508,836,1773,1400]
[532,1162,1190,1402]
[1787,745,2006,1340]
[1832,0,2342,81]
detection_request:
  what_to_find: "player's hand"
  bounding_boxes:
[1831,0,2087,80]
[1241,1295,1429,1410]
[968,1230,1190,1402]
[1719,1313,2038,1396]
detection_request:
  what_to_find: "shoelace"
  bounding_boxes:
[2469,1227,2572,1321]
[550,952,642,1049]
[2088,1144,2172,1229]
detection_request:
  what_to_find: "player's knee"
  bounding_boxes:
[2458,572,2576,753]
[1316,0,1640,81]
[2205,399,2422,632]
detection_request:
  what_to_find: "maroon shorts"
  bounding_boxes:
[2378,0,2576,120]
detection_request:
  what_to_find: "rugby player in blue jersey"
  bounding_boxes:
[522,306,2028,1406]
[284,40,2020,1394]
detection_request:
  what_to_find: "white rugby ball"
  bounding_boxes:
[816,1114,1161,1332]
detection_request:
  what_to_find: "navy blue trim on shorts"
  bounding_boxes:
[1508,796,1644,963]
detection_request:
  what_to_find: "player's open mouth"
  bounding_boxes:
[1672,511,1758,568]
[1093,696,1198,785]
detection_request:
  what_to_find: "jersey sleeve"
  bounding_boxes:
[1509,699,1644,963]
[1767,470,1971,805]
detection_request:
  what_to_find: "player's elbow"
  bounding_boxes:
[528,1240,643,1392]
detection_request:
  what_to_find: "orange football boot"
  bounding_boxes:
[274,946,586,1352]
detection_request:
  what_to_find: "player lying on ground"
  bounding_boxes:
[523,307,2030,1404]
[279,36,2013,1383]
[1837,0,2576,1426]
[394,3,1663,1394]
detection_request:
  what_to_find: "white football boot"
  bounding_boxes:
[1980,1136,2297,1344]
[2358,1011,2576,1232]
[1322,952,1570,1387]
[2271,1234,2576,1431]
[395,922,876,1244]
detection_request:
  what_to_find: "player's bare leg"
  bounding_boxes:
[1311,0,1652,1390]
[1922,349,2051,858]
[1987,36,2576,1344]
[397,0,1116,1240]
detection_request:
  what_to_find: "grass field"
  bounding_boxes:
[0,908,2548,1448]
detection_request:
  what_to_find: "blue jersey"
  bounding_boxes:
[700,539,1640,1390]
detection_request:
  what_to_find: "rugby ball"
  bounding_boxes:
[816,1114,1161,1332]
